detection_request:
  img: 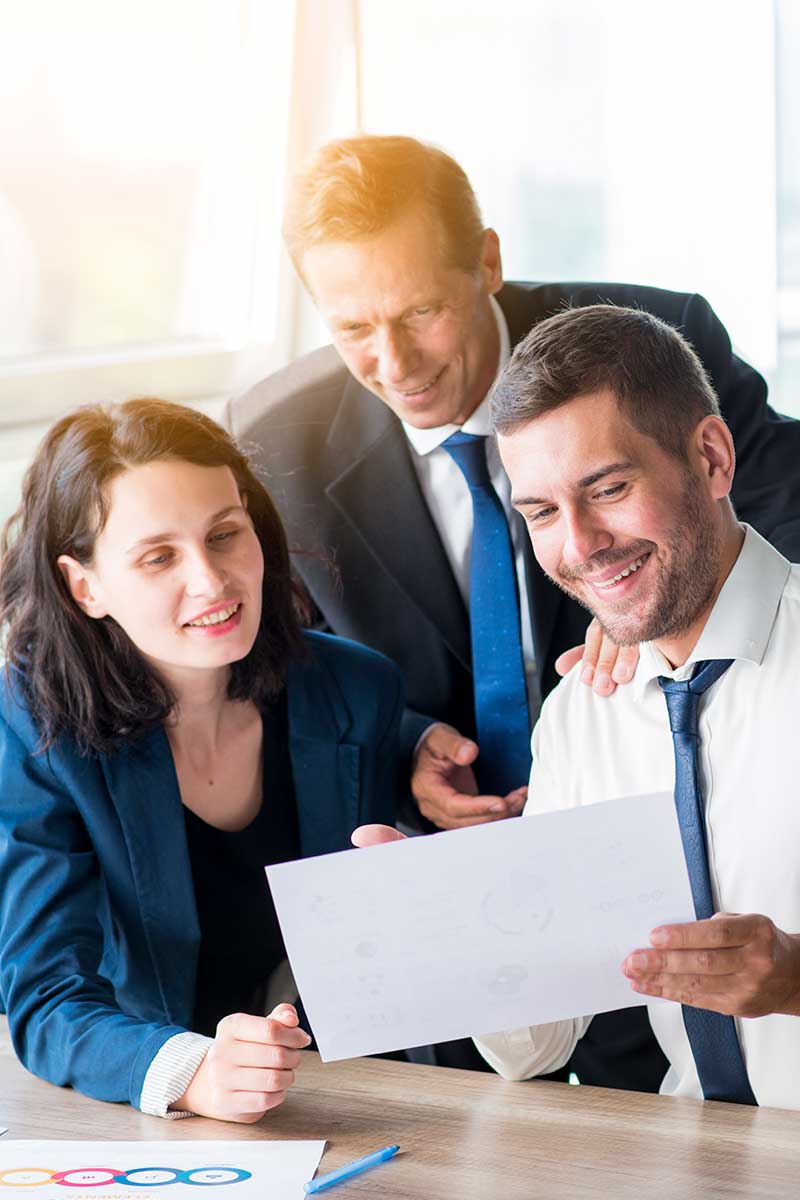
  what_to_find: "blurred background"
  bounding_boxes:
[1,0,798,523]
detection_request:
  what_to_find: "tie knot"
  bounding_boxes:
[658,659,733,736]
[658,680,699,736]
[442,431,490,490]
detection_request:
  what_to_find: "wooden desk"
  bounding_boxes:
[1,1017,797,1197]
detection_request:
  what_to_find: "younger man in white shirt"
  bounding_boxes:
[473,304,800,1107]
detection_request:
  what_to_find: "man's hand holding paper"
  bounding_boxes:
[623,913,800,1018]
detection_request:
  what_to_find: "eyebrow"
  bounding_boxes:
[125,506,244,555]
[511,461,635,508]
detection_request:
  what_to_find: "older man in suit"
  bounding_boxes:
[228,135,800,1087]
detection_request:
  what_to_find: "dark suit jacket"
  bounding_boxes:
[230,281,800,766]
[0,632,402,1107]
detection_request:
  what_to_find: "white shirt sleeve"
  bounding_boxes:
[473,1015,592,1079]
[472,698,593,1080]
[139,1031,213,1118]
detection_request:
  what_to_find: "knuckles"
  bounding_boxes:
[694,950,713,974]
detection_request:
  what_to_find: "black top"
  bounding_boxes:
[184,694,300,1037]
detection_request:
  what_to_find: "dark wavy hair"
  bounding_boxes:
[0,398,307,755]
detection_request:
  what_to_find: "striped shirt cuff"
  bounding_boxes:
[139,1031,213,1118]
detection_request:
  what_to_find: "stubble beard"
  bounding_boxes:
[556,470,722,647]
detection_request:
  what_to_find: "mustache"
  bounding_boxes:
[557,541,654,584]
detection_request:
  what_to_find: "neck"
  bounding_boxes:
[157,664,232,742]
[653,520,745,669]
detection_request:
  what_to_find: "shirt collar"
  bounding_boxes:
[634,523,790,691]
[402,295,511,457]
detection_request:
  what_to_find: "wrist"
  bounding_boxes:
[169,1052,209,1115]
[411,721,447,763]
[779,932,800,1016]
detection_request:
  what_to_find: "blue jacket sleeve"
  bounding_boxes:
[0,714,185,1107]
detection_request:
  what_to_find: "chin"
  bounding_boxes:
[593,606,655,647]
[400,398,464,429]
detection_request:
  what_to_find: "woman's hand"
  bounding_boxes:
[172,1002,311,1122]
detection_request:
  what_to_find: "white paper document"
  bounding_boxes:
[0,1142,326,1200]
[268,791,695,1061]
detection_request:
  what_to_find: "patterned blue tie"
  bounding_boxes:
[658,659,756,1104]
[442,431,531,795]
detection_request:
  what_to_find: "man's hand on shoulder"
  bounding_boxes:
[555,617,639,697]
[411,723,527,830]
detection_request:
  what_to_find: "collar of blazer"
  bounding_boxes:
[323,368,472,669]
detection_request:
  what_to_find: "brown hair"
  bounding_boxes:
[490,304,722,457]
[0,398,306,754]
[283,135,486,278]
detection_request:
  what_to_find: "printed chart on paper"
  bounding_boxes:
[0,1142,325,1200]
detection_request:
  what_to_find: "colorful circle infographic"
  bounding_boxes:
[0,1167,252,1188]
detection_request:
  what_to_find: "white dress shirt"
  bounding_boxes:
[402,296,540,715]
[474,526,800,1109]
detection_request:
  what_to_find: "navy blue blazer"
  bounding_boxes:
[0,631,402,1108]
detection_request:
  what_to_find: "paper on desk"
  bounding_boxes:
[0,1142,325,1200]
[268,791,695,1062]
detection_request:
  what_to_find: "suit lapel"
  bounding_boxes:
[101,729,199,1026]
[287,646,361,856]
[100,672,361,1026]
[324,378,470,669]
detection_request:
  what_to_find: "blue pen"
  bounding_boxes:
[304,1144,400,1194]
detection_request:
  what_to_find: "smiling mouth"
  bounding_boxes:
[390,367,446,398]
[591,553,651,590]
[184,602,241,628]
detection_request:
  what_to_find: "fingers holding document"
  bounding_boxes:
[623,913,800,1018]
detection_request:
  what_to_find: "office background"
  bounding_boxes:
[0,0,797,527]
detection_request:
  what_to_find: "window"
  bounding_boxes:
[0,0,296,425]
[357,0,798,416]
[775,0,800,416]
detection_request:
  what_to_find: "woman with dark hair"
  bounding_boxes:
[0,398,401,1121]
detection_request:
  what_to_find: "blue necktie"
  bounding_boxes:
[658,659,756,1104]
[442,431,531,795]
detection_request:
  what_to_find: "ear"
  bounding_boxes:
[479,228,503,295]
[56,555,109,619]
[692,415,736,501]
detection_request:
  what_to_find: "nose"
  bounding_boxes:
[376,326,419,386]
[560,505,612,571]
[184,547,226,597]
